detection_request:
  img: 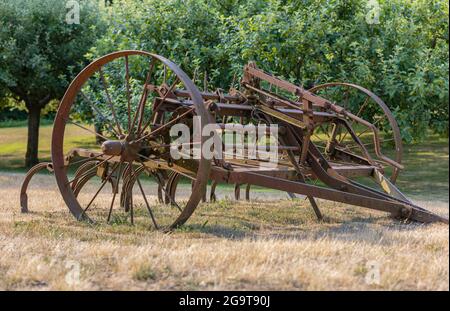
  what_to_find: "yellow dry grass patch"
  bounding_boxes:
[0,173,448,290]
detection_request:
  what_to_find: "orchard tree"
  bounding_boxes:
[0,0,105,167]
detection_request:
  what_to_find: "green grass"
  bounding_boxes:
[0,123,448,200]
[0,119,53,128]
[0,122,97,171]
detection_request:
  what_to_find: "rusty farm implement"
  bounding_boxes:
[21,50,448,230]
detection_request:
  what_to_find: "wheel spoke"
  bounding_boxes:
[107,161,124,222]
[343,87,349,110]
[340,96,371,144]
[125,55,132,133]
[82,162,120,215]
[356,96,370,118]
[79,90,121,137]
[99,68,123,137]
[128,166,134,225]
[357,116,385,139]
[139,76,180,135]
[134,169,159,230]
[67,120,110,141]
[319,124,331,139]
[133,107,195,143]
[131,58,156,134]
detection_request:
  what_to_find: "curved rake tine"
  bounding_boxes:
[66,155,114,185]
[140,162,182,212]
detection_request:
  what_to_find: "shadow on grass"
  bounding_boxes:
[176,213,439,244]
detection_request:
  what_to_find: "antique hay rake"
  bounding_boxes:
[21,50,448,230]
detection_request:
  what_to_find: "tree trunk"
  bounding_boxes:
[94,123,105,145]
[25,104,42,168]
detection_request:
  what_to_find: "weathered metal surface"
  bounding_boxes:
[21,50,448,229]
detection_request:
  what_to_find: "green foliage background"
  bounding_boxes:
[90,0,448,142]
[0,0,448,142]
[0,0,106,118]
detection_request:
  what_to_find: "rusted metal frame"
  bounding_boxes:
[72,170,97,197]
[330,105,403,171]
[244,66,403,176]
[280,122,323,219]
[120,163,133,210]
[133,107,195,143]
[350,176,442,219]
[165,171,184,205]
[325,164,374,178]
[210,181,218,202]
[261,113,323,220]
[345,177,423,212]
[308,82,403,183]
[173,88,241,103]
[286,124,399,205]
[217,169,404,215]
[120,165,167,220]
[371,169,412,203]
[20,162,54,213]
[285,143,323,220]
[299,98,313,165]
[139,153,198,181]
[328,147,373,167]
[52,51,213,229]
[139,77,181,136]
[65,155,114,185]
[324,122,340,155]
[304,141,425,217]
[334,118,379,167]
[211,165,446,223]
[242,65,331,109]
[63,151,106,167]
[153,95,335,123]
[243,83,303,111]
[255,104,307,129]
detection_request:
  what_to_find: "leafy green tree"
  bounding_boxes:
[0,0,105,167]
[90,0,448,141]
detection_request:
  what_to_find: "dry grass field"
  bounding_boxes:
[0,173,448,290]
[0,125,448,290]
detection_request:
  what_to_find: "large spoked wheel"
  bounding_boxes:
[308,82,403,183]
[51,50,213,230]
